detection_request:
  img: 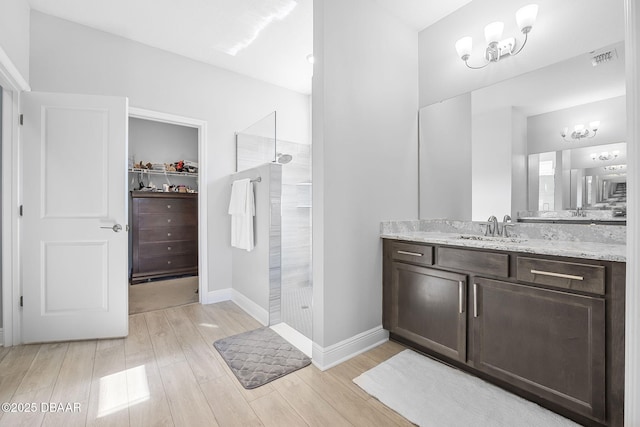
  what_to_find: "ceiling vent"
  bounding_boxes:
[591,48,618,67]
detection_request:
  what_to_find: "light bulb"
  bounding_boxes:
[561,127,568,137]
[455,36,473,60]
[591,153,597,160]
[484,22,504,45]
[589,120,600,131]
[516,4,538,34]
[612,150,620,156]
[574,124,585,132]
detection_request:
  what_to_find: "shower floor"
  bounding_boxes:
[281,285,312,338]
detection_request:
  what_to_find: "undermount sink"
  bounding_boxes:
[456,234,527,244]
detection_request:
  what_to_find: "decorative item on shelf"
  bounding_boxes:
[454,4,538,69]
[591,150,619,161]
[561,121,600,141]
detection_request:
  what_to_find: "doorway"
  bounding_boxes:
[127,108,208,314]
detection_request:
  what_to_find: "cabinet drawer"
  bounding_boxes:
[389,241,433,266]
[437,247,509,277]
[138,213,198,228]
[139,240,197,257]
[136,198,197,214]
[137,253,198,273]
[139,226,198,243]
[516,257,605,295]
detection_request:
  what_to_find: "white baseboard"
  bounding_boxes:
[271,322,312,357]
[231,290,269,326]
[203,288,268,326]
[312,326,389,371]
[204,288,232,304]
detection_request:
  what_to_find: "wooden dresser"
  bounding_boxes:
[130,192,198,283]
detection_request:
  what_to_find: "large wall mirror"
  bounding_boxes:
[419,39,626,222]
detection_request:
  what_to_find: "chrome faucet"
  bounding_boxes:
[502,214,514,237]
[486,215,498,236]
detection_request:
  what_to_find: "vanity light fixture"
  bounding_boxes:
[591,150,619,161]
[603,165,626,171]
[561,121,600,141]
[455,4,538,69]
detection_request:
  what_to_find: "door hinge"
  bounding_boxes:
[20,296,23,307]
[19,114,23,125]
[19,205,23,216]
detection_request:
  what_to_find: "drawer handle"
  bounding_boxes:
[167,246,172,251]
[167,218,172,223]
[458,281,465,314]
[530,269,584,281]
[473,284,478,318]
[167,204,172,209]
[167,232,172,237]
[396,250,423,257]
[167,261,172,265]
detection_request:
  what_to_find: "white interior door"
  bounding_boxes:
[21,92,128,343]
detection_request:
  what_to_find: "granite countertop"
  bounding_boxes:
[381,220,626,262]
[518,217,626,225]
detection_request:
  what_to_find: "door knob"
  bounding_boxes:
[100,224,123,232]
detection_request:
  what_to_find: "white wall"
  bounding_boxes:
[471,106,527,221]
[29,11,310,295]
[419,93,472,220]
[471,108,512,221]
[0,0,30,82]
[527,96,626,154]
[312,0,418,360]
[418,0,625,107]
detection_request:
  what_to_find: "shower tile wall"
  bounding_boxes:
[236,135,312,338]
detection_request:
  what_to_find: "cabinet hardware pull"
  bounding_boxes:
[167,232,172,237]
[167,247,172,251]
[530,269,584,281]
[473,284,478,318]
[167,261,172,265]
[459,281,464,314]
[167,218,172,223]
[167,204,172,209]
[396,250,422,257]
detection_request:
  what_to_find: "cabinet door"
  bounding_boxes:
[390,263,467,362]
[472,278,605,421]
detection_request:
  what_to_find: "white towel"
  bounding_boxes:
[228,178,255,251]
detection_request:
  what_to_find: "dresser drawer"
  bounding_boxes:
[437,247,509,277]
[137,253,198,273]
[390,241,433,266]
[136,197,197,214]
[139,240,197,257]
[516,257,605,295]
[138,212,198,228]
[139,226,198,243]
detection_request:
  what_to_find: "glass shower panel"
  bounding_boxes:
[236,111,276,172]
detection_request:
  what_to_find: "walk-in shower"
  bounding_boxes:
[235,111,312,339]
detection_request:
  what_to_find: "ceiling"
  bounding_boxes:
[27,0,471,95]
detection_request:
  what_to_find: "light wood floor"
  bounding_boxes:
[0,301,412,427]
[129,276,199,315]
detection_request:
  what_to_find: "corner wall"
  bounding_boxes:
[312,0,418,368]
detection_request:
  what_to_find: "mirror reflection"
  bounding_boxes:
[419,41,626,223]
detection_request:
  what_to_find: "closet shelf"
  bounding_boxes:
[129,168,198,178]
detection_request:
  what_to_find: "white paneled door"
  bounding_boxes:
[21,92,128,343]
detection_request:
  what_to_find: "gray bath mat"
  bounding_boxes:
[213,327,311,389]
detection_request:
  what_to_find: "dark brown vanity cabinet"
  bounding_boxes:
[382,238,625,427]
[472,277,606,420]
[390,263,467,362]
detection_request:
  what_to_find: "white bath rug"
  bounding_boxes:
[353,349,579,427]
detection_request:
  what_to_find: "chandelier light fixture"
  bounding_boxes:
[591,150,619,161]
[561,121,600,141]
[455,4,538,69]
